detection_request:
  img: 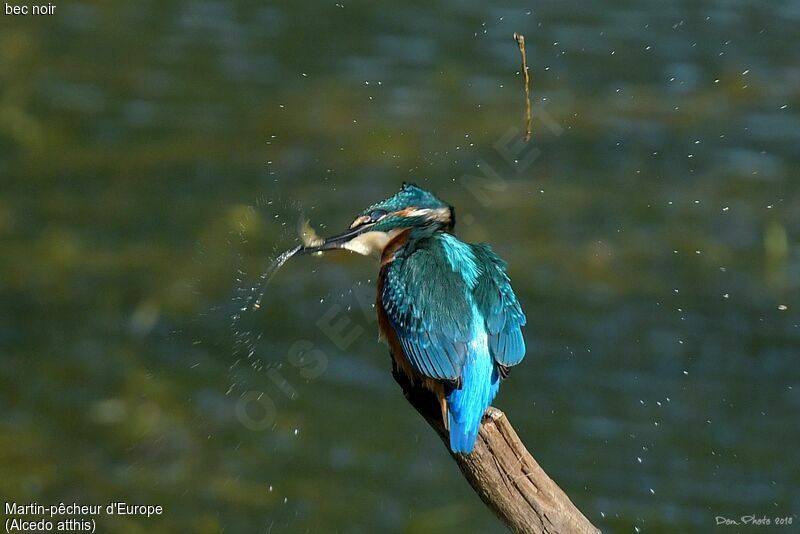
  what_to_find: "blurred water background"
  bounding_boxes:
[1,0,799,532]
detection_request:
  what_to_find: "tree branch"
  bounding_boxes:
[392,366,600,534]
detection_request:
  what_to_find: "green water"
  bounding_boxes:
[1,1,798,532]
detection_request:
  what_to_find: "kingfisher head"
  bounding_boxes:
[302,183,454,256]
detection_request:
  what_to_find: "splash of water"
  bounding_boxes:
[227,214,324,399]
[224,200,322,400]
[249,244,302,311]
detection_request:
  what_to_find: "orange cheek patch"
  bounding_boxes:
[349,215,370,229]
[394,207,418,217]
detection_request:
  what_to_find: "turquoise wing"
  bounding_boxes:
[381,243,472,382]
[471,244,527,368]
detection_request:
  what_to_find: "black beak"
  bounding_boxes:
[299,223,372,255]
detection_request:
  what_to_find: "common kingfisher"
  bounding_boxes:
[301,183,527,453]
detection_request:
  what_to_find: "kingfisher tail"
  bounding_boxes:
[446,348,500,453]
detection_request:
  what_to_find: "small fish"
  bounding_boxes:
[298,216,324,250]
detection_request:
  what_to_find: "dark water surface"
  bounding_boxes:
[1,1,798,532]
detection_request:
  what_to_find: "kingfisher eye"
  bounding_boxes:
[369,209,387,222]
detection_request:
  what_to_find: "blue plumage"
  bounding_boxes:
[302,183,527,454]
[471,244,527,368]
[381,232,526,453]
[446,312,501,452]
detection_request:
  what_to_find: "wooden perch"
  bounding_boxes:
[391,365,600,534]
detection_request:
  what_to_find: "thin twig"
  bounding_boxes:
[513,32,532,142]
